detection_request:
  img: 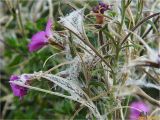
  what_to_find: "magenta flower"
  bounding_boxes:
[28,19,53,52]
[10,74,31,99]
[129,101,150,120]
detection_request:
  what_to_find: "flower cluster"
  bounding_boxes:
[92,2,110,14]
[92,2,111,26]
[10,19,54,99]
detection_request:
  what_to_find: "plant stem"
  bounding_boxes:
[142,16,160,39]
[121,12,160,45]
[99,30,105,54]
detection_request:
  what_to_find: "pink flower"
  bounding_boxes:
[28,19,53,52]
[129,101,150,120]
[10,74,31,99]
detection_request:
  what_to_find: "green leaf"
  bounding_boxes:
[8,54,22,66]
[89,81,106,90]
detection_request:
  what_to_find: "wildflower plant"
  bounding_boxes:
[1,0,160,119]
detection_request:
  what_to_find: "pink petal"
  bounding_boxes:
[129,101,150,120]
[11,84,26,97]
[45,19,53,37]
[10,75,28,98]
[28,31,48,52]
[10,75,20,81]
